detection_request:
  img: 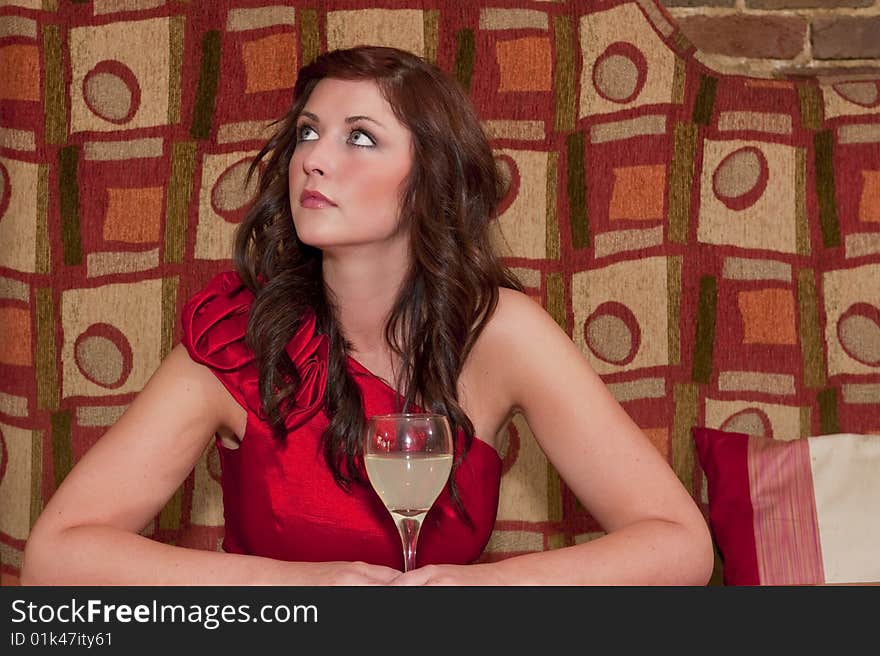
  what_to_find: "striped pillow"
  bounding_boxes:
[693,427,880,586]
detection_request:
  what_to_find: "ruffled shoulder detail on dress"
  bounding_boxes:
[181,270,254,372]
[180,270,328,431]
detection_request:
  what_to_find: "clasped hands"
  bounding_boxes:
[331,561,504,586]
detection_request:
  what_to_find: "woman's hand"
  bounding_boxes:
[287,561,403,586]
[389,563,506,586]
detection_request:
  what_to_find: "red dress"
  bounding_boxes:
[180,270,502,568]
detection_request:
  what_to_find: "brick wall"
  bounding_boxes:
[660,0,880,78]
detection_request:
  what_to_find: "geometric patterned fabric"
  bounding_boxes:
[1,0,878,584]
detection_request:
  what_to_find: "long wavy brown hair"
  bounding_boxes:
[233,45,522,516]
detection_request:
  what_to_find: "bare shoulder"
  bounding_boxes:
[465,288,579,414]
[473,286,606,413]
[479,287,570,355]
[152,344,247,439]
[455,288,557,439]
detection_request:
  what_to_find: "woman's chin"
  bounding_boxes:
[294,231,353,251]
[293,222,406,252]
[296,236,334,250]
[292,222,337,249]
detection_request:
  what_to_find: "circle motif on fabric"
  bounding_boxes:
[493,154,520,218]
[712,146,769,211]
[837,302,880,366]
[211,158,261,224]
[74,322,133,389]
[0,427,7,486]
[832,81,880,108]
[720,408,772,438]
[83,60,141,124]
[498,420,520,477]
[583,301,641,366]
[0,162,9,221]
[592,42,648,104]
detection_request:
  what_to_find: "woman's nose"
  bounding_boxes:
[301,137,334,177]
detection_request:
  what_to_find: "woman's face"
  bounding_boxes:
[289,78,414,251]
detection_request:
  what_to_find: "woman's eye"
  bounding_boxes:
[349,129,375,147]
[297,124,317,141]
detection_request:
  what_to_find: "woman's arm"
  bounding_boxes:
[21,344,399,586]
[394,289,714,586]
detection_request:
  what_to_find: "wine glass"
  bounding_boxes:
[363,413,454,572]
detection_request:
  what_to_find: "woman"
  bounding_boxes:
[22,46,713,585]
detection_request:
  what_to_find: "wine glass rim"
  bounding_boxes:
[368,412,446,420]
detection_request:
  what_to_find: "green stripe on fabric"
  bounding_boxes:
[566,131,588,250]
[547,532,567,550]
[31,429,43,529]
[795,147,810,256]
[672,56,687,105]
[546,272,566,332]
[799,405,812,439]
[423,10,439,64]
[693,74,717,126]
[673,31,692,53]
[552,15,576,133]
[36,164,50,274]
[797,268,826,389]
[692,275,717,384]
[164,141,197,264]
[668,256,682,366]
[161,275,179,359]
[300,9,320,66]
[668,122,697,244]
[51,410,72,489]
[191,30,221,140]
[547,461,563,523]
[159,488,183,531]
[42,0,59,10]
[58,146,82,266]
[546,152,560,260]
[814,130,841,248]
[453,28,475,94]
[797,83,823,131]
[35,287,58,410]
[817,388,839,435]
[43,24,65,145]
[672,382,700,494]
[168,15,185,126]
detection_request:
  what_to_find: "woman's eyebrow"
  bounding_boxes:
[347,115,386,129]
[299,110,385,129]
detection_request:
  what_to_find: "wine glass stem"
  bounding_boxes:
[397,517,421,572]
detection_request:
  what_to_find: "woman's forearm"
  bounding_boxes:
[488,518,714,586]
[21,525,303,586]
[21,525,402,586]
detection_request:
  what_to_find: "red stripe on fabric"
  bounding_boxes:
[748,436,824,585]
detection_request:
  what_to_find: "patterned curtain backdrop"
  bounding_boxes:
[0,0,878,585]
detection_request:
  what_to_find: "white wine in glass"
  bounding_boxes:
[364,413,454,572]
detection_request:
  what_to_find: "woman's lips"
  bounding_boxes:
[300,190,336,208]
